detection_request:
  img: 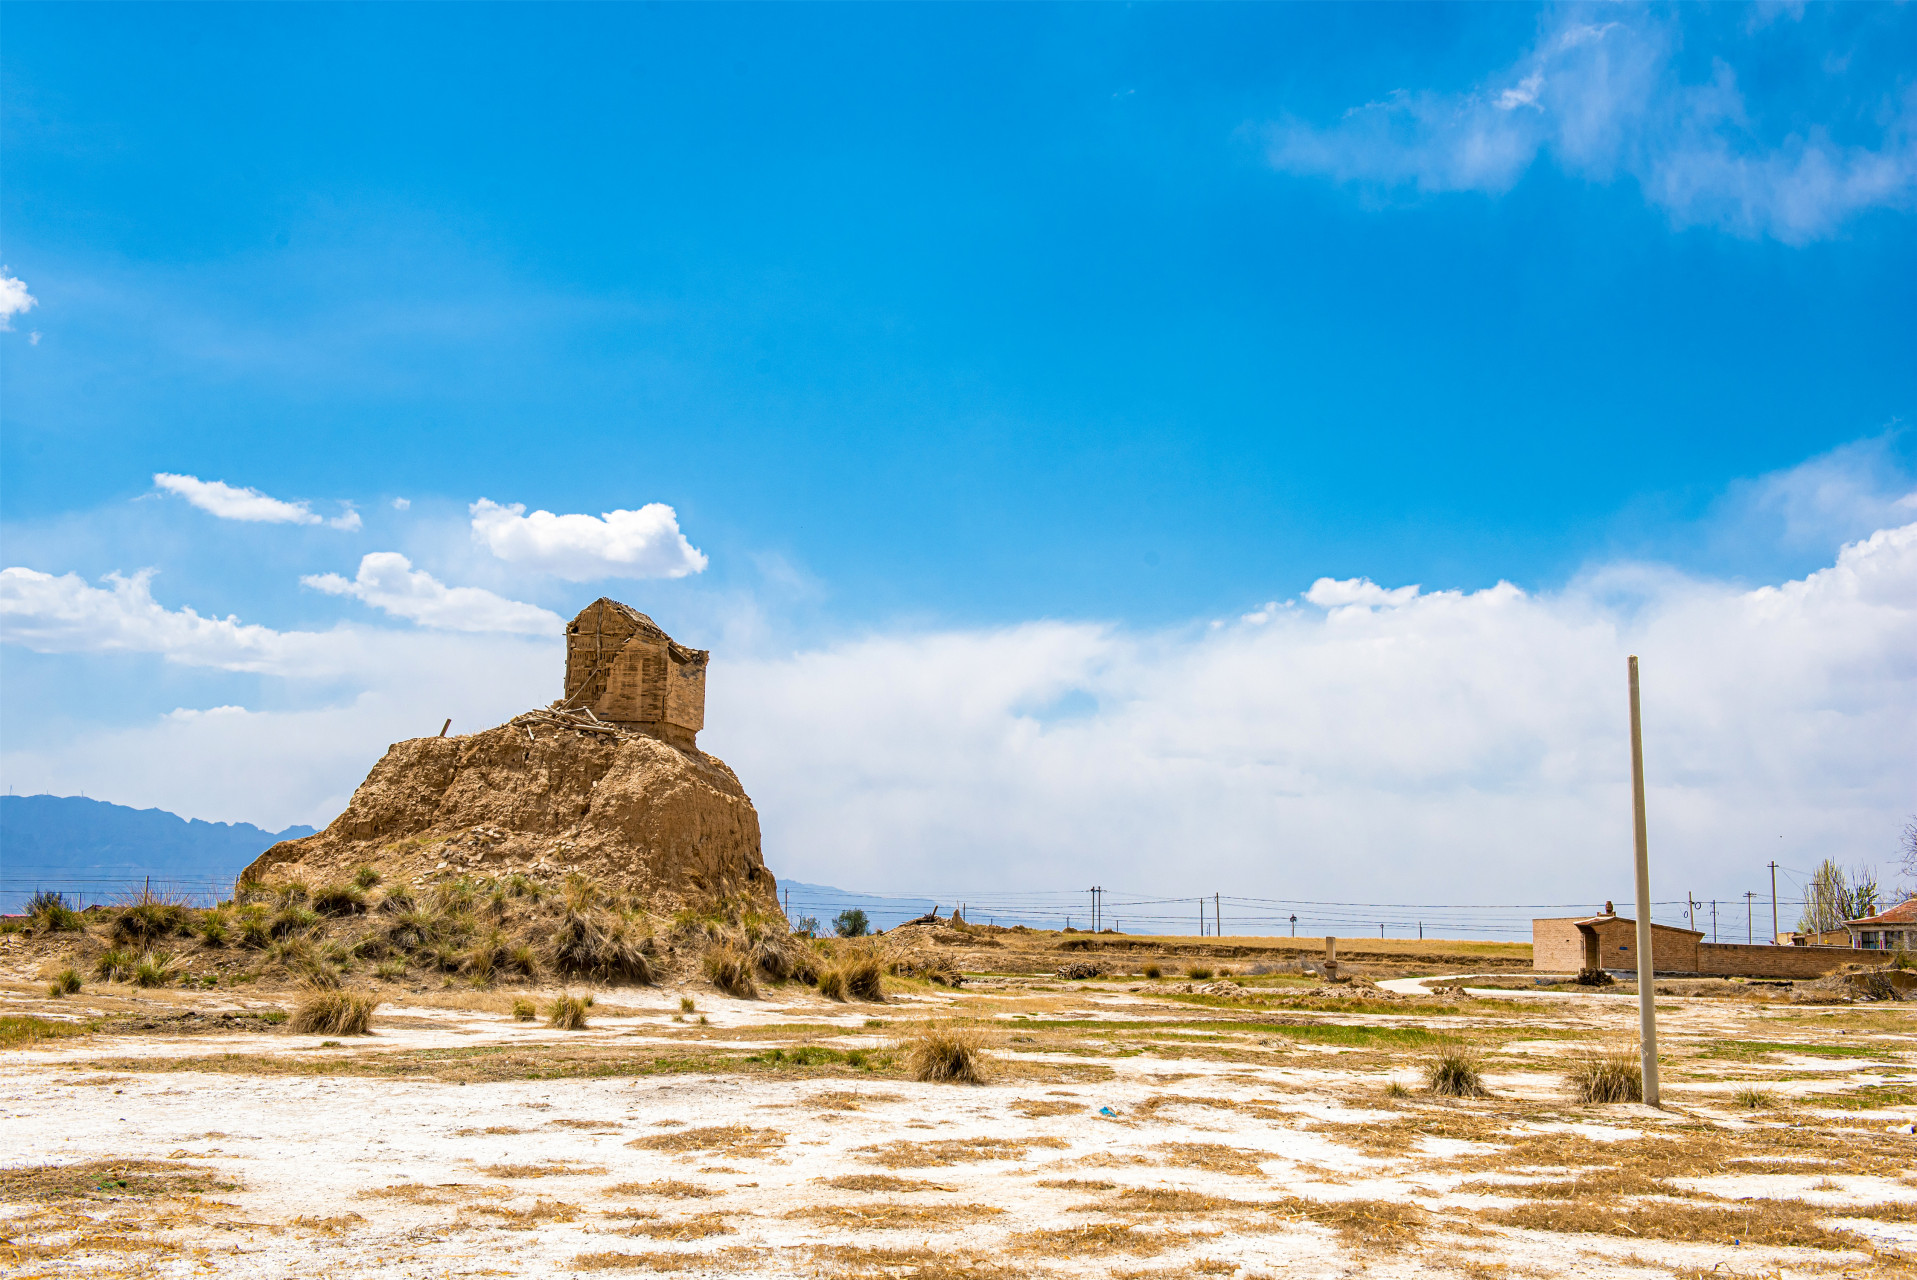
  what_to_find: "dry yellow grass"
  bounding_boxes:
[818,1174,955,1193]
[1011,1097,1083,1118]
[807,1090,903,1111]
[289,990,378,1035]
[805,1245,1027,1280]
[902,1021,989,1083]
[602,1179,714,1199]
[1009,1223,1198,1257]
[627,1124,786,1158]
[574,1252,709,1271]
[1152,1142,1269,1177]
[619,1212,735,1239]
[856,1137,1067,1168]
[1478,1199,1864,1250]
[785,1202,1004,1229]
[478,1161,608,1178]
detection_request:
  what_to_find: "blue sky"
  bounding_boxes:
[3,5,1914,917]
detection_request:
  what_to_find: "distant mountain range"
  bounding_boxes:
[0,794,316,910]
[0,794,936,928]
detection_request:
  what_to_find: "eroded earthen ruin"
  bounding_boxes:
[244,602,776,913]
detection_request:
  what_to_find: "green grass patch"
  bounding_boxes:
[0,1015,94,1048]
[1701,1040,1900,1060]
[1797,1084,1917,1111]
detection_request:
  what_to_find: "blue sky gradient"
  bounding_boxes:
[3,5,1913,910]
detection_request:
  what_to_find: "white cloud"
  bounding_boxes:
[329,503,363,532]
[709,518,1917,908]
[1303,577,1423,611]
[469,498,708,580]
[0,273,35,330]
[1264,11,1917,243]
[391,497,412,511]
[0,567,348,675]
[303,552,562,635]
[153,473,322,526]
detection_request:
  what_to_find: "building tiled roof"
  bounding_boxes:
[1845,897,1917,928]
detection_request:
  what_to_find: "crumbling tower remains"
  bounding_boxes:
[562,599,708,750]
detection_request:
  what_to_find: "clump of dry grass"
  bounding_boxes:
[47,968,81,997]
[310,883,367,917]
[903,1022,988,1083]
[1185,966,1213,981]
[550,908,655,985]
[112,893,189,945]
[1153,1142,1268,1177]
[603,1179,714,1199]
[512,997,536,1022]
[1425,1044,1487,1097]
[620,1212,734,1239]
[844,954,885,1001]
[1012,1097,1082,1117]
[132,951,178,988]
[856,1137,1063,1168]
[1142,964,1163,979]
[1731,1086,1776,1109]
[93,948,136,983]
[819,1174,954,1193]
[627,1125,785,1158]
[290,990,379,1035]
[702,946,758,999]
[1567,1049,1642,1104]
[480,1161,608,1179]
[549,993,593,1030]
[817,967,848,1000]
[786,1202,1003,1229]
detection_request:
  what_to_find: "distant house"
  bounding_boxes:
[1843,897,1917,952]
[1533,904,1852,979]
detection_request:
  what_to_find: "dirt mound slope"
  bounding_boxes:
[243,715,778,914]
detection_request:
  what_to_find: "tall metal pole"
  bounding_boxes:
[1768,862,1779,944]
[1627,656,1661,1106]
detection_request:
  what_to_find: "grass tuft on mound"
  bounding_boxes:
[1424,1044,1487,1097]
[902,1022,988,1084]
[1568,1049,1641,1104]
[290,991,379,1035]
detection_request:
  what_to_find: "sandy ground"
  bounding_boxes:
[4,963,1916,1278]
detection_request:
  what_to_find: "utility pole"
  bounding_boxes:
[1768,862,1779,944]
[1197,899,1204,937]
[1089,888,1097,934]
[1627,655,1661,1106]
[1214,892,1221,939]
[1687,893,1696,932]
[1289,914,1297,937]
[1746,891,1755,944]
[1711,899,1717,943]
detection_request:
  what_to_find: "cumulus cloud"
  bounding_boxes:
[303,553,562,635]
[153,473,323,526]
[469,498,708,580]
[0,567,347,676]
[711,519,1917,908]
[1264,11,1917,243]
[0,273,36,330]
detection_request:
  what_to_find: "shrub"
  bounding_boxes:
[902,1022,988,1083]
[1142,964,1163,980]
[833,908,870,938]
[235,908,272,949]
[1385,1080,1411,1099]
[350,864,381,890]
[27,890,84,933]
[94,948,136,982]
[1425,1045,1487,1098]
[310,883,367,917]
[817,967,848,1000]
[549,993,592,1030]
[386,908,437,951]
[47,968,82,997]
[844,955,884,1002]
[113,895,188,945]
[133,951,177,988]
[1186,966,1214,981]
[271,905,319,938]
[793,915,820,937]
[378,882,418,914]
[512,997,537,1022]
[703,946,759,999]
[194,912,230,946]
[550,910,655,985]
[1568,1050,1643,1104]
[680,996,697,1012]
[290,990,379,1035]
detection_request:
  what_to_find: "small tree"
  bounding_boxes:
[1800,859,1882,934]
[1900,815,1917,897]
[794,915,821,937]
[833,908,869,938]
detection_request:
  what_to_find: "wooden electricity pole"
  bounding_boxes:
[1627,656,1661,1107]
[1768,862,1779,944]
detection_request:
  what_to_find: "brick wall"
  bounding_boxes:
[1697,942,1852,978]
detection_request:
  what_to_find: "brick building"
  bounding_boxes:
[560,599,708,750]
[1844,897,1917,952]
[1533,908,1853,979]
